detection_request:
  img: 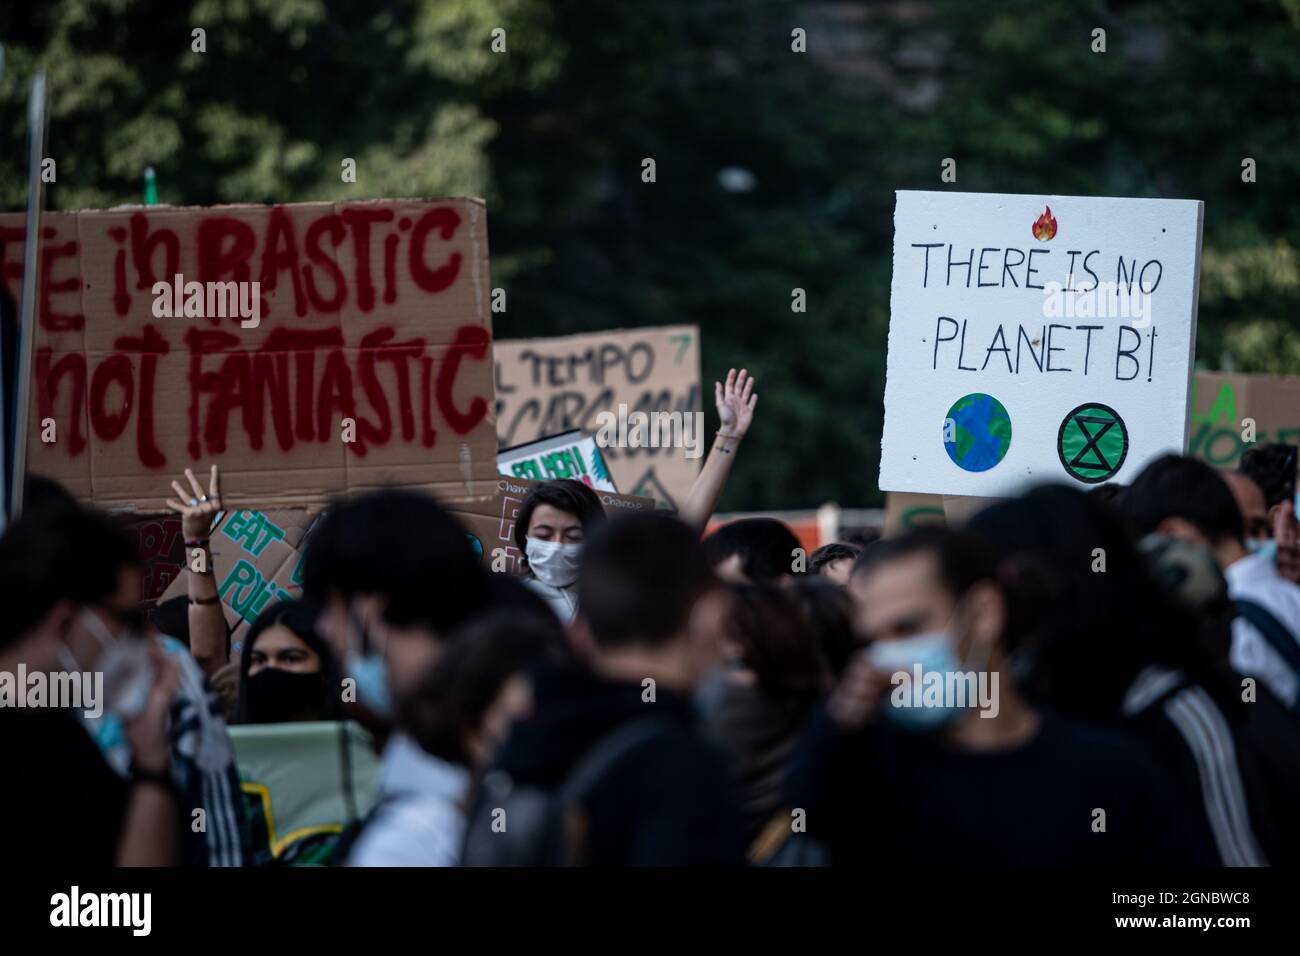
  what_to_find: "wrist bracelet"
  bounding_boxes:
[130,761,176,793]
[189,594,220,606]
[717,430,740,440]
[185,537,210,548]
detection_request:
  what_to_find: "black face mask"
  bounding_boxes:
[245,668,327,724]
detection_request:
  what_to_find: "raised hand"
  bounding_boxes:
[715,367,759,439]
[166,465,222,540]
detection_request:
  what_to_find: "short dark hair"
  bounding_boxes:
[852,526,997,601]
[513,479,606,553]
[0,488,142,650]
[398,610,566,766]
[578,512,716,648]
[702,517,802,582]
[727,583,826,698]
[791,576,858,678]
[809,542,860,573]
[1123,454,1244,544]
[302,489,492,636]
[1239,443,1298,510]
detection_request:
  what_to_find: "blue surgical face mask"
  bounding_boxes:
[346,604,392,719]
[1247,537,1278,562]
[866,631,966,733]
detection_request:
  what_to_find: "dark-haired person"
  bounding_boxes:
[787,526,1213,866]
[515,367,760,624]
[236,599,342,724]
[809,542,860,585]
[705,584,827,844]
[1125,455,1300,714]
[0,509,182,865]
[704,517,803,584]
[792,575,860,679]
[302,488,494,721]
[7,483,249,866]
[349,611,565,866]
[1240,443,1300,584]
[976,482,1276,865]
[474,512,745,865]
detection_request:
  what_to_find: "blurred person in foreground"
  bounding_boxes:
[787,526,1212,866]
[1124,456,1300,715]
[704,584,828,846]
[349,604,565,866]
[2,480,247,865]
[974,483,1277,866]
[1142,533,1300,863]
[463,512,745,865]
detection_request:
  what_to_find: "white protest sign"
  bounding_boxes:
[879,191,1203,497]
[497,429,618,492]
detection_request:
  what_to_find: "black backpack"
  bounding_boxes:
[460,716,676,866]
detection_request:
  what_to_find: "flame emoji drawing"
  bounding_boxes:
[1032,206,1057,241]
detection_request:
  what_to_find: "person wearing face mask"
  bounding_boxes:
[785,526,1215,866]
[515,480,608,625]
[235,599,341,725]
[514,367,762,625]
[13,477,250,867]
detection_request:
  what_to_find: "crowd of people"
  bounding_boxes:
[3,364,1300,866]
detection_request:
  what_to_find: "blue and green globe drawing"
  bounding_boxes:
[942,393,1012,473]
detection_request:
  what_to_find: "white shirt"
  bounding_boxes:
[1226,550,1300,707]
[523,576,579,625]
[349,733,469,867]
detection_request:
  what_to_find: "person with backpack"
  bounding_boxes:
[349,609,566,866]
[461,512,746,866]
[1124,455,1300,713]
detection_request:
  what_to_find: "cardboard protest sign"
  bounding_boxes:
[880,191,1203,497]
[158,508,316,646]
[0,199,498,512]
[882,492,946,536]
[494,325,701,509]
[1190,371,1300,468]
[451,474,655,574]
[122,513,186,605]
[498,429,617,492]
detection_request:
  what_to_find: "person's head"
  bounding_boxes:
[514,479,606,588]
[237,599,342,724]
[19,485,147,669]
[1239,443,1298,512]
[303,490,493,713]
[577,512,725,687]
[1123,455,1245,564]
[791,575,859,679]
[1139,534,1235,665]
[848,527,1032,671]
[398,611,567,770]
[703,517,802,584]
[969,483,1228,722]
[809,542,860,585]
[723,584,827,699]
